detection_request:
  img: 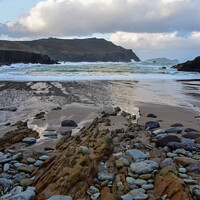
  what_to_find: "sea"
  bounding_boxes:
[0,60,199,81]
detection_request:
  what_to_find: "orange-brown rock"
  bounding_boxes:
[174,157,197,167]
[100,187,115,200]
[154,165,192,200]
[0,127,39,149]
[32,116,114,200]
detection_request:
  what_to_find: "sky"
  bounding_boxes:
[0,0,200,62]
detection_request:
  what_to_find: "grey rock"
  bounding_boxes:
[3,163,10,172]
[18,164,35,174]
[156,135,181,147]
[161,158,174,168]
[0,178,14,189]
[165,127,182,134]
[171,123,183,127]
[155,133,168,139]
[27,157,36,164]
[43,133,57,137]
[61,120,77,127]
[87,186,99,195]
[15,174,23,182]
[79,146,90,155]
[153,129,165,135]
[98,173,114,181]
[142,184,154,190]
[192,185,200,200]
[145,121,160,129]
[181,137,195,146]
[130,160,159,174]
[161,194,168,200]
[167,142,193,151]
[125,149,148,161]
[119,158,130,167]
[39,155,50,161]
[12,152,23,161]
[179,168,187,173]
[60,130,72,136]
[48,195,72,200]
[14,163,22,168]
[179,173,188,178]
[34,160,43,167]
[0,107,17,112]
[0,158,11,164]
[130,189,148,200]
[22,137,36,144]
[126,177,135,185]
[162,146,170,153]
[186,162,200,173]
[167,152,177,158]
[134,179,147,186]
[184,179,198,185]
[121,194,134,200]
[91,193,100,200]
[20,178,33,186]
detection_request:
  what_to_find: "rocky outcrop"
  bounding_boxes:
[172,56,200,73]
[0,38,140,62]
[0,50,57,66]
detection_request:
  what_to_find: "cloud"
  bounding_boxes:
[110,31,200,61]
[2,0,200,37]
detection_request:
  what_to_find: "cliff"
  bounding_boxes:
[172,56,200,73]
[0,50,57,66]
[0,38,140,63]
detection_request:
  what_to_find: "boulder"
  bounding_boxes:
[156,135,181,147]
[145,121,160,129]
[61,120,78,127]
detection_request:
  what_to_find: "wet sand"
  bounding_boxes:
[0,80,200,152]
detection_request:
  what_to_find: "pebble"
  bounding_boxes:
[15,174,23,182]
[178,168,187,173]
[87,186,99,195]
[48,195,72,200]
[179,173,188,179]
[91,193,100,200]
[142,184,154,190]
[166,152,177,158]
[20,178,33,186]
[98,173,114,181]
[27,157,36,164]
[115,160,124,169]
[130,189,148,200]
[39,155,50,161]
[125,149,148,161]
[134,179,147,186]
[12,153,23,161]
[22,137,36,144]
[79,146,90,155]
[153,129,165,135]
[34,160,43,167]
[126,177,135,185]
[121,194,134,200]
[3,163,9,172]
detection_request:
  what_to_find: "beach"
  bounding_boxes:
[0,80,200,199]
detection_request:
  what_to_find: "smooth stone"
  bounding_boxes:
[91,193,100,200]
[12,152,23,161]
[147,113,157,118]
[0,107,17,112]
[5,149,16,154]
[27,157,36,164]
[48,195,72,200]
[142,184,154,190]
[14,163,22,168]
[179,168,187,173]
[60,130,72,136]
[153,129,165,135]
[34,160,43,167]
[0,178,14,189]
[171,123,183,127]
[185,128,198,132]
[139,174,152,180]
[130,189,148,200]
[43,133,57,137]
[0,158,11,164]
[22,137,36,144]
[61,120,77,127]
[183,179,198,185]
[87,186,99,195]
[121,194,134,200]
[130,160,159,174]
[98,173,114,181]
[165,127,182,134]
[162,146,170,153]
[161,194,168,200]
[79,146,90,155]
[134,179,147,186]
[15,174,23,182]
[126,177,135,185]
[20,178,33,186]
[125,149,148,161]
[18,164,35,174]
[39,155,50,161]
[181,137,195,147]
[167,142,193,151]
[182,132,200,139]
[186,162,200,173]
[145,121,160,129]
[3,163,9,172]
[161,158,174,168]
[156,133,168,139]
[156,135,181,147]
[175,148,187,156]
[179,173,188,178]
[167,152,177,158]
[192,185,200,199]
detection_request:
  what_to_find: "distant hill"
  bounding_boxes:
[0,38,140,63]
[145,58,179,65]
[172,56,200,73]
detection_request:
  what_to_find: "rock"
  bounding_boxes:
[12,152,23,161]
[125,149,148,161]
[142,184,154,190]
[147,113,157,118]
[98,173,114,181]
[130,160,159,174]
[22,137,36,144]
[115,160,124,169]
[145,121,160,129]
[154,165,192,200]
[192,185,200,200]
[27,157,36,164]
[20,178,33,186]
[185,128,198,132]
[14,162,22,168]
[174,157,197,167]
[182,132,200,139]
[3,163,9,172]
[0,107,17,112]
[184,179,198,185]
[18,164,35,174]
[0,178,14,189]
[130,189,148,200]
[178,168,187,173]
[79,146,90,155]
[34,160,44,167]
[91,193,100,200]
[181,137,195,146]
[61,120,78,127]
[48,195,72,200]
[34,112,45,119]
[179,173,188,178]
[126,177,135,185]
[175,148,187,156]
[121,194,134,200]
[153,129,165,135]
[161,158,174,168]
[139,174,152,180]
[87,186,99,195]
[156,135,181,147]
[39,155,50,161]
[171,123,183,127]
[186,162,200,173]
[167,142,193,151]
[134,179,147,186]
[165,127,182,134]
[119,158,130,167]
[43,133,57,137]
[60,130,72,136]
[15,174,23,182]
[167,152,177,158]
